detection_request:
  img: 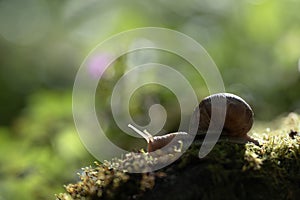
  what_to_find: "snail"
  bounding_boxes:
[128,93,258,152]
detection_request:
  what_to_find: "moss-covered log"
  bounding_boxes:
[56,113,300,200]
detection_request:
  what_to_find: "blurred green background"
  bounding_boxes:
[0,0,300,199]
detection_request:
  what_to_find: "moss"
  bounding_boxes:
[56,113,300,200]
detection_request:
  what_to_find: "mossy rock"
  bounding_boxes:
[56,113,300,200]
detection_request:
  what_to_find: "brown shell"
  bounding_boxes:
[195,93,254,138]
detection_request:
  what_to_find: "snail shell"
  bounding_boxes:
[195,93,256,144]
[129,93,257,152]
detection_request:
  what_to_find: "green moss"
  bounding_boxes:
[56,113,300,200]
[56,164,157,200]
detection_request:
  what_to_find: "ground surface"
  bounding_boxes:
[56,113,300,200]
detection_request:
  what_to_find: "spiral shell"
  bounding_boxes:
[195,93,256,143]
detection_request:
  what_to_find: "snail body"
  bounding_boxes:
[129,93,258,152]
[128,124,188,152]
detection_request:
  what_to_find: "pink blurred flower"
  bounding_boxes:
[87,53,113,79]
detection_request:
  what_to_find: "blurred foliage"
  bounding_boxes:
[0,0,300,199]
[1,0,300,124]
[0,91,94,199]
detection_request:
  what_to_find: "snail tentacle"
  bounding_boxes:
[128,124,153,143]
